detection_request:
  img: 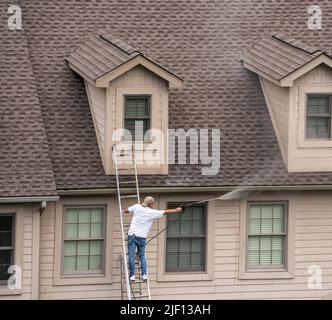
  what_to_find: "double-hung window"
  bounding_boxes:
[306,95,332,139]
[247,202,287,269]
[124,95,150,142]
[0,215,14,284]
[63,207,105,274]
[166,203,206,272]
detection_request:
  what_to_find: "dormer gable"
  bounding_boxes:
[67,33,183,89]
[243,33,332,173]
[242,32,332,87]
[67,33,183,175]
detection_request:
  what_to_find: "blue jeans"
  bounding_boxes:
[128,234,147,277]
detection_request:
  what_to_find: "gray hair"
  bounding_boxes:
[142,196,154,207]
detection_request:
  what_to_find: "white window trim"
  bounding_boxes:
[0,205,24,296]
[53,197,114,286]
[239,196,295,280]
[298,85,332,148]
[157,195,214,282]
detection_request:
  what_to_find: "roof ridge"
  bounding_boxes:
[271,32,321,56]
[98,33,142,56]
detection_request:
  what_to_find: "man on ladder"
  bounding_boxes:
[124,196,182,282]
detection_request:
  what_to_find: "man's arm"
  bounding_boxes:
[164,207,182,215]
[123,208,130,214]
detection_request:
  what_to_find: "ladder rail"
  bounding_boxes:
[146,269,151,300]
[133,146,140,204]
[112,145,131,301]
[120,254,126,300]
[113,143,151,301]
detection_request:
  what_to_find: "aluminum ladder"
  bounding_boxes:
[112,144,151,300]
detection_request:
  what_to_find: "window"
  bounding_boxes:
[247,203,287,269]
[166,203,206,272]
[0,215,14,283]
[124,95,150,141]
[63,207,104,274]
[306,95,332,139]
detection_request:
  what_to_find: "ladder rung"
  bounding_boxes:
[134,295,150,299]
[115,152,133,155]
[119,180,137,184]
[121,195,138,199]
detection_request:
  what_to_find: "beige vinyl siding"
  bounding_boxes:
[22,208,33,297]
[295,64,332,86]
[40,201,118,299]
[36,191,332,300]
[0,204,40,300]
[85,83,106,166]
[259,77,289,161]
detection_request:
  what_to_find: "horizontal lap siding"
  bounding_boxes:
[21,207,34,298]
[39,202,120,299]
[151,196,332,300]
[0,205,33,300]
[39,203,55,295]
[39,193,332,299]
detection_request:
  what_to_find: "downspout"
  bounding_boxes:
[40,201,47,215]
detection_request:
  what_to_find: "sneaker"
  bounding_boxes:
[141,274,148,281]
[129,275,136,282]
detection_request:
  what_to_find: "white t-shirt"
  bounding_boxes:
[128,204,165,238]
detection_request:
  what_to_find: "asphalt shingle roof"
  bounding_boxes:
[2,0,332,195]
[0,3,57,197]
[242,32,324,81]
[67,34,141,81]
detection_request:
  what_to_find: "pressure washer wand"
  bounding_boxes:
[146,201,202,245]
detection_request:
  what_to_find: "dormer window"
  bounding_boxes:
[67,33,183,175]
[306,95,332,140]
[243,32,332,172]
[124,95,151,142]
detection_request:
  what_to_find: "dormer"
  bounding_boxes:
[67,33,183,175]
[243,33,332,172]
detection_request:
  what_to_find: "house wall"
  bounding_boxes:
[259,77,289,163]
[85,82,106,166]
[288,64,332,172]
[0,204,40,300]
[38,191,332,300]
